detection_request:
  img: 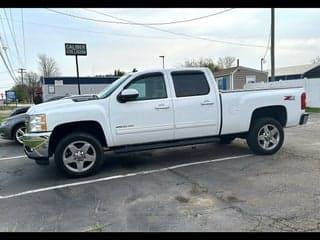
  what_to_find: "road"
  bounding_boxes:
[0,113,319,231]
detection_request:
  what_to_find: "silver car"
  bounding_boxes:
[0,107,29,144]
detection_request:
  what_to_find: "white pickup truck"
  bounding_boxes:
[23,68,309,177]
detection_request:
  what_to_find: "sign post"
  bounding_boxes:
[65,43,87,95]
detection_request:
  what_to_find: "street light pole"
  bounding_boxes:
[270,8,275,82]
[159,55,165,69]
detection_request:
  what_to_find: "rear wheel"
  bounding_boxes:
[246,118,284,155]
[54,132,104,178]
[13,124,26,145]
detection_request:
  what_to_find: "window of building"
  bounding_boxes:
[246,75,256,84]
[171,71,210,97]
[48,84,55,94]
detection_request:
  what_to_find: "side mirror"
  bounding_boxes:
[118,89,139,103]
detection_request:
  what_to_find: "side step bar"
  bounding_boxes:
[111,136,221,154]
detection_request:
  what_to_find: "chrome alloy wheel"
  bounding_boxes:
[257,124,280,150]
[62,141,96,173]
[15,126,26,144]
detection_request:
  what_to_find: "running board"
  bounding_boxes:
[111,136,221,154]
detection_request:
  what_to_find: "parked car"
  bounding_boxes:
[0,107,30,144]
[23,68,309,177]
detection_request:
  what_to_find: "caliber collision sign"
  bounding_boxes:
[65,43,87,56]
[65,43,87,95]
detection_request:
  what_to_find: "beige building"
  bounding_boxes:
[213,64,268,90]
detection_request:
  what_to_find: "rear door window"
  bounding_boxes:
[171,71,210,97]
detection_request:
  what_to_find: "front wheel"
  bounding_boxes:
[54,132,104,178]
[246,118,284,155]
[13,124,26,145]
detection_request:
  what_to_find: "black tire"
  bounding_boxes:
[219,136,236,144]
[13,124,26,145]
[54,132,104,178]
[246,117,284,155]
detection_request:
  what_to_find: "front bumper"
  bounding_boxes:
[299,113,309,125]
[23,132,52,160]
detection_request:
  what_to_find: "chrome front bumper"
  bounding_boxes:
[23,132,51,159]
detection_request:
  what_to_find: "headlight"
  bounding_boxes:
[27,114,47,132]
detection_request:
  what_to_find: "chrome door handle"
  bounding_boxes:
[201,100,214,105]
[155,104,170,109]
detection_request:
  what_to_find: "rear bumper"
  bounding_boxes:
[299,113,309,125]
[23,132,51,160]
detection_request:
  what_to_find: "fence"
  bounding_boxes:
[244,78,320,108]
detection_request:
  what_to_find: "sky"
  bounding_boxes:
[1,8,320,95]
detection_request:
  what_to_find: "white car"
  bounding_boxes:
[23,68,309,177]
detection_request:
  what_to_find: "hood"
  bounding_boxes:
[26,95,100,115]
[27,98,75,115]
[4,112,26,122]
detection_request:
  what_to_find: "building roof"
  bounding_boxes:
[268,63,320,77]
[42,76,119,85]
[213,67,237,77]
[213,66,267,78]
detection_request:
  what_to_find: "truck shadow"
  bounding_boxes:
[98,140,252,175]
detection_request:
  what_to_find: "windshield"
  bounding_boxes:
[97,74,132,99]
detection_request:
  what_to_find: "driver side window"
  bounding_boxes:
[124,73,167,101]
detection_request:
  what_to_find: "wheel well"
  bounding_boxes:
[49,121,107,156]
[250,106,287,128]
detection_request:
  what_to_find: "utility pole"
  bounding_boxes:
[159,55,165,69]
[17,68,26,85]
[270,8,275,82]
[261,58,264,72]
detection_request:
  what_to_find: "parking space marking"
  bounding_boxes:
[0,154,253,200]
[0,155,26,161]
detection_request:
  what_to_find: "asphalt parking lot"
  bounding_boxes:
[0,113,319,232]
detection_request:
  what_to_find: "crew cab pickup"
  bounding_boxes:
[23,68,309,177]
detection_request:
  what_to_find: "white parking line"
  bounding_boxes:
[0,154,253,200]
[0,155,26,161]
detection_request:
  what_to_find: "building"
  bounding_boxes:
[268,63,320,81]
[41,76,118,101]
[213,63,268,90]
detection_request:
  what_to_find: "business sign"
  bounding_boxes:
[5,90,16,100]
[65,43,87,56]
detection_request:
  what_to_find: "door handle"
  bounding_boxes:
[201,100,214,105]
[155,104,170,109]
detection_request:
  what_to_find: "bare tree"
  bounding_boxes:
[38,54,60,77]
[218,56,236,69]
[25,72,40,103]
[182,58,221,73]
[311,56,320,64]
[11,71,41,103]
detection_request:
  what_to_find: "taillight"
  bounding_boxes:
[301,92,306,110]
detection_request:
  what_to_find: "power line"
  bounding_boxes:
[83,8,235,25]
[0,13,18,68]
[21,8,26,67]
[3,9,23,67]
[46,8,234,26]
[0,47,17,81]
[0,37,18,80]
[86,9,266,48]
[0,16,182,40]
[46,8,265,48]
